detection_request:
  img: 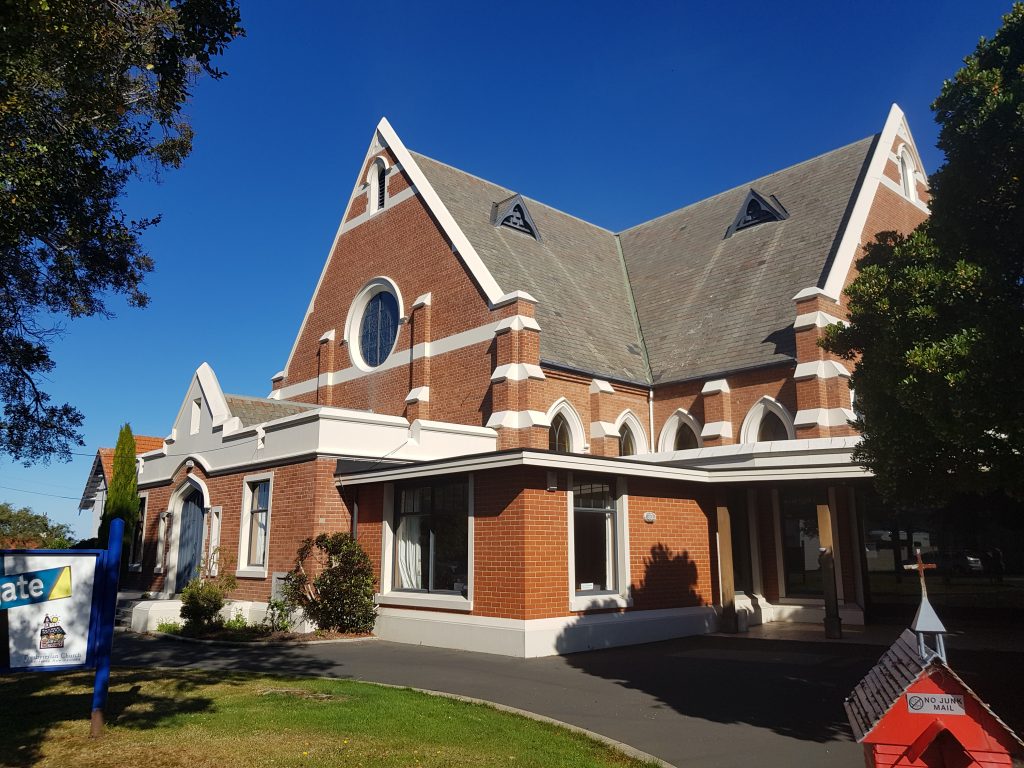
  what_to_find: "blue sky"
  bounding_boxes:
[1,1,1012,537]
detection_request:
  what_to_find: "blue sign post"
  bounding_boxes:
[0,517,124,737]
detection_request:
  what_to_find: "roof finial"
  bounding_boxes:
[903,547,947,662]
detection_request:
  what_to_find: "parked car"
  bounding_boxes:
[904,550,984,575]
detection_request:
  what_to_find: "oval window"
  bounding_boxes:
[358,291,399,367]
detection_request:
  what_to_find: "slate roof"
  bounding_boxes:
[619,136,876,383]
[411,152,649,383]
[224,394,318,427]
[411,135,876,385]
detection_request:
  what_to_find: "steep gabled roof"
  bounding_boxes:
[79,435,165,508]
[618,135,876,383]
[412,152,650,383]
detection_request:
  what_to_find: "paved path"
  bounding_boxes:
[112,632,1024,768]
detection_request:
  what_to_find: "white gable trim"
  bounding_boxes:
[821,103,929,299]
[376,118,504,305]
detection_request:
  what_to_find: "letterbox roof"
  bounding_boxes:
[845,629,1023,748]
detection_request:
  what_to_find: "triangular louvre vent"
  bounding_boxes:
[492,194,541,241]
[725,189,789,238]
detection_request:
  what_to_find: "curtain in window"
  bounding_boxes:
[397,514,424,589]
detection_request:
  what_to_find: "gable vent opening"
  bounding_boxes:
[725,189,789,238]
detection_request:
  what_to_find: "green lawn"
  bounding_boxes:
[0,669,657,768]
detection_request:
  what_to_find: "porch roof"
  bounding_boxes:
[335,437,868,487]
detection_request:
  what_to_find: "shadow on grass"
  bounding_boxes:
[0,669,251,768]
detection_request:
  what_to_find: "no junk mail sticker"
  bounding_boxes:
[906,693,966,716]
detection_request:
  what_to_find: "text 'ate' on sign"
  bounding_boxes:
[0,566,72,610]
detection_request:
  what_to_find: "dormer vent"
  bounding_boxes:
[492,194,541,241]
[726,189,789,238]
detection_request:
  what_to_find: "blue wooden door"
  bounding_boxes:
[178,492,205,589]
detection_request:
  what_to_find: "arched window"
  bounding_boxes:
[899,148,918,203]
[377,163,387,210]
[740,397,795,443]
[674,423,699,450]
[550,414,572,453]
[619,428,636,456]
[757,410,790,442]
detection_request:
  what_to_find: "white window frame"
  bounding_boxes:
[236,472,273,579]
[367,157,390,214]
[897,145,918,203]
[567,472,632,612]
[614,409,649,455]
[127,492,148,572]
[155,510,168,574]
[658,408,703,452]
[342,276,405,373]
[377,477,474,612]
[739,396,796,443]
[545,397,587,454]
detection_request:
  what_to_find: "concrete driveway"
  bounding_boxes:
[112,631,1024,768]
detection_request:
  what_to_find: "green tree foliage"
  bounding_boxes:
[824,4,1024,504]
[0,0,243,463]
[98,423,139,546]
[0,502,75,548]
[283,533,376,634]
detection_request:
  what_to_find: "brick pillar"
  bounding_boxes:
[316,329,337,406]
[405,293,432,421]
[486,292,547,449]
[700,378,733,446]
[791,287,856,439]
[588,379,618,456]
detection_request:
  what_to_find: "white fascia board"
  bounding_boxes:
[589,378,615,394]
[794,310,846,330]
[701,421,733,439]
[590,421,620,438]
[376,118,504,304]
[793,360,852,380]
[405,386,430,403]
[486,410,550,429]
[701,378,731,395]
[794,407,856,427]
[494,315,541,333]
[337,443,869,487]
[491,363,545,382]
[412,292,432,309]
[492,290,538,307]
[822,103,917,299]
[170,363,230,431]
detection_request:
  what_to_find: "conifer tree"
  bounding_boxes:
[99,424,139,547]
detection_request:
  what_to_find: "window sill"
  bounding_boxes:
[375,592,473,612]
[154,566,164,574]
[235,568,268,580]
[570,592,631,612]
[127,564,142,573]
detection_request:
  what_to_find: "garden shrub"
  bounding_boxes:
[262,598,291,633]
[282,533,375,633]
[179,571,236,633]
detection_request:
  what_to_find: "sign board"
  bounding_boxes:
[0,550,103,672]
[906,693,966,716]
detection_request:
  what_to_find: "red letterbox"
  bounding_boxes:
[845,551,1023,767]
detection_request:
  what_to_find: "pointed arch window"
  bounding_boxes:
[550,414,572,453]
[757,410,790,442]
[899,148,918,203]
[377,163,387,210]
[674,423,700,451]
[619,428,636,457]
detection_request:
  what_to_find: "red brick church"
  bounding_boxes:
[80,104,930,656]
